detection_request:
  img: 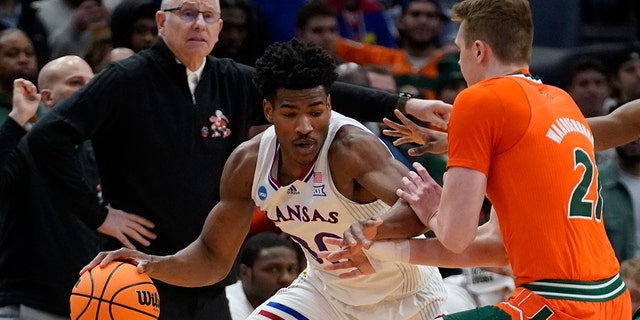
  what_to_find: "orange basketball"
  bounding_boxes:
[70,261,160,320]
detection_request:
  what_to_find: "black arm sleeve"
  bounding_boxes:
[0,118,27,191]
[329,81,401,122]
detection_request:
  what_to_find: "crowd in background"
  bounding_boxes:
[1,0,640,319]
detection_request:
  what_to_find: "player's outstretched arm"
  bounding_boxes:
[322,210,509,278]
[81,139,259,287]
[383,109,449,155]
[402,98,451,131]
[588,98,640,151]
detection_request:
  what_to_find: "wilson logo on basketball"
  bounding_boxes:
[136,290,160,308]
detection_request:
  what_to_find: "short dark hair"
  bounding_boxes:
[568,56,608,86]
[295,0,337,31]
[609,42,640,73]
[238,232,296,268]
[253,39,338,101]
[401,0,447,20]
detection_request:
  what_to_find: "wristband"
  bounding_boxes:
[366,240,411,264]
[396,92,413,114]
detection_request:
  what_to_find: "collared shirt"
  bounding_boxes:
[177,57,206,103]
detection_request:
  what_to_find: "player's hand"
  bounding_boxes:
[98,205,156,249]
[341,217,383,250]
[80,248,156,275]
[383,109,449,155]
[403,98,451,130]
[318,237,377,278]
[397,162,442,227]
[9,79,40,126]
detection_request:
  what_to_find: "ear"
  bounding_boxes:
[238,264,251,281]
[156,11,166,35]
[474,40,487,62]
[217,18,223,31]
[326,93,332,110]
[40,89,55,111]
[263,99,274,123]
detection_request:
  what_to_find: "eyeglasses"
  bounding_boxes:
[163,6,220,24]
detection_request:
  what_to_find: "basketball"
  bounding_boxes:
[70,261,160,320]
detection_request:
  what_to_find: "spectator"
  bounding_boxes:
[26,0,451,318]
[567,56,614,118]
[0,55,102,320]
[34,0,110,58]
[621,257,640,319]
[601,126,640,262]
[566,56,616,165]
[0,0,50,68]
[326,0,398,48]
[295,0,342,62]
[226,232,300,320]
[434,52,465,105]
[211,0,271,66]
[0,29,38,125]
[110,0,159,53]
[609,42,640,106]
[249,0,305,43]
[296,0,449,99]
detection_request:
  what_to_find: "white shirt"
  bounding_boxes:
[225,281,254,320]
[179,57,205,103]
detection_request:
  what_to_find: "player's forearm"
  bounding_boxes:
[589,99,640,151]
[374,200,429,240]
[408,228,509,268]
[149,240,232,287]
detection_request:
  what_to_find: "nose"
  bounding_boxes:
[17,51,31,64]
[295,115,313,134]
[193,12,207,27]
[280,270,298,285]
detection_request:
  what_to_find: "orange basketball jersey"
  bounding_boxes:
[447,72,620,286]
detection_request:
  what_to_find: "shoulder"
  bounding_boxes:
[225,134,261,175]
[329,124,387,162]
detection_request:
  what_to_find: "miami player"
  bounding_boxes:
[323,0,632,319]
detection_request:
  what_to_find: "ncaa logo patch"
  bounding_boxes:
[258,186,267,201]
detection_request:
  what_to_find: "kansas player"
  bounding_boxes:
[82,39,447,319]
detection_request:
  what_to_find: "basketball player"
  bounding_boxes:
[82,39,447,320]
[322,0,632,319]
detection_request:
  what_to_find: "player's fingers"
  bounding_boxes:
[382,117,405,131]
[338,269,363,279]
[80,251,109,274]
[323,260,354,271]
[381,129,403,138]
[397,188,417,204]
[400,176,420,197]
[407,145,431,156]
[394,109,420,129]
[322,237,344,248]
[412,162,434,183]
[393,137,415,146]
[347,225,369,247]
[408,170,423,184]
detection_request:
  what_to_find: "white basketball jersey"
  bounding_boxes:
[251,111,445,307]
